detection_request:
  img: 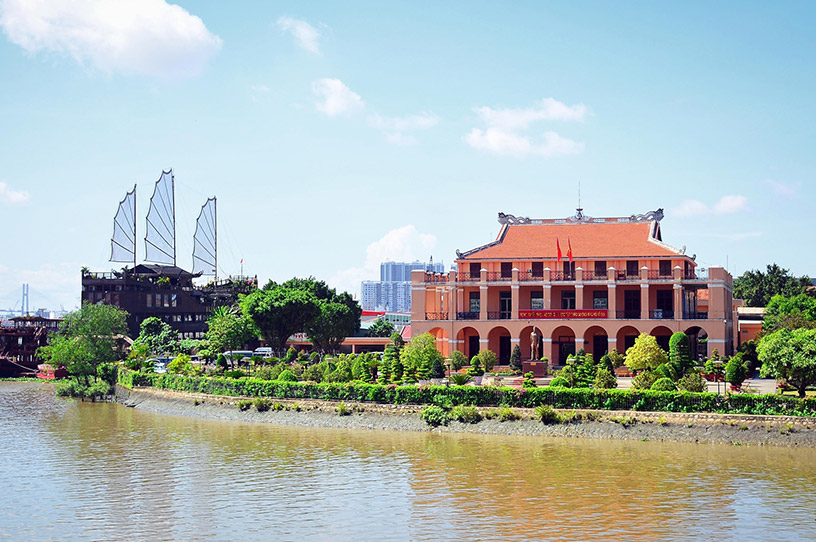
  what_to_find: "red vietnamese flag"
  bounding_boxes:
[568,238,573,263]
[556,238,562,262]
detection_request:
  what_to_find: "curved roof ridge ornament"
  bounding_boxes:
[497,212,531,225]
[630,208,664,222]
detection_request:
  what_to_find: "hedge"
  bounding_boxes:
[118,369,816,417]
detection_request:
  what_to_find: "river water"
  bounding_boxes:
[2,381,815,541]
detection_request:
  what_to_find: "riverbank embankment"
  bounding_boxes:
[116,385,816,447]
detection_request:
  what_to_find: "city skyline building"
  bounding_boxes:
[362,259,445,312]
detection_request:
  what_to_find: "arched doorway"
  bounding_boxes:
[487,326,512,365]
[456,327,480,361]
[584,325,609,359]
[428,327,450,357]
[685,326,709,363]
[551,325,576,366]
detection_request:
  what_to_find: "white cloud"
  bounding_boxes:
[473,98,588,130]
[764,179,799,198]
[331,225,438,297]
[312,78,365,116]
[0,181,29,205]
[712,194,748,214]
[465,128,584,157]
[277,16,321,54]
[673,195,748,217]
[369,112,439,145]
[465,97,587,157]
[0,0,222,80]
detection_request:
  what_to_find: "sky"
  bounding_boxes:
[1,0,814,312]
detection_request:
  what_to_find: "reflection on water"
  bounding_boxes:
[1,382,815,541]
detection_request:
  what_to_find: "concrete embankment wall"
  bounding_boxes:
[116,385,816,447]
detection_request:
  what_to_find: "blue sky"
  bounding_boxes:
[1,0,814,312]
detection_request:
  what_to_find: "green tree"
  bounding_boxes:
[594,366,617,389]
[733,264,812,307]
[400,333,443,380]
[625,333,669,372]
[38,302,128,386]
[725,354,747,388]
[509,344,522,373]
[450,350,467,371]
[762,294,816,333]
[205,305,257,358]
[133,316,179,356]
[467,354,484,377]
[240,282,320,355]
[368,317,395,338]
[479,349,498,373]
[378,347,394,384]
[668,332,693,375]
[758,327,816,398]
[282,277,361,354]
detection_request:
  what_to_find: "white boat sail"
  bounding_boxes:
[144,169,176,266]
[110,185,136,265]
[192,197,217,277]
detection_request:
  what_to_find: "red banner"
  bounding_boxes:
[519,309,608,319]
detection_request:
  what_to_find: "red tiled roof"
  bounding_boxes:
[461,221,681,260]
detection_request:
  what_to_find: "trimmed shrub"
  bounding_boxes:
[725,355,747,388]
[467,355,484,377]
[509,344,523,373]
[480,349,498,373]
[277,369,299,382]
[594,367,617,389]
[549,376,570,388]
[669,332,693,374]
[450,350,467,371]
[651,377,677,392]
[431,357,446,379]
[285,347,298,363]
[654,363,678,381]
[450,405,482,424]
[224,370,247,379]
[522,372,537,389]
[632,370,659,390]
[420,405,449,427]
[677,371,707,393]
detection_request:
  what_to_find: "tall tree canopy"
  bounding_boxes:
[758,327,816,398]
[38,302,128,385]
[240,277,360,355]
[762,294,816,333]
[733,264,812,307]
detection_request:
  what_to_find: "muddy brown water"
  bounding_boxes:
[2,381,815,541]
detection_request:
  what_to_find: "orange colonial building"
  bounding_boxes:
[411,209,734,367]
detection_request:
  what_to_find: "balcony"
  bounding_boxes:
[647,270,673,280]
[551,272,575,281]
[423,273,448,283]
[425,312,449,320]
[616,271,640,281]
[457,311,480,320]
[486,271,512,281]
[650,309,675,319]
[616,310,641,319]
[683,311,709,320]
[458,273,480,282]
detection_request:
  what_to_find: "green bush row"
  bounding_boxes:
[118,369,816,417]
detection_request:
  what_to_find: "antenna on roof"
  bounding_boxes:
[575,181,583,220]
